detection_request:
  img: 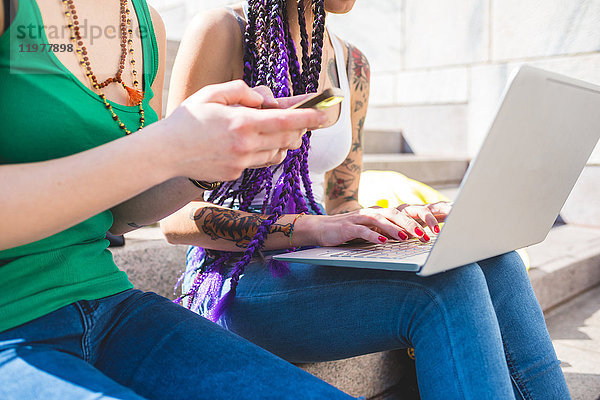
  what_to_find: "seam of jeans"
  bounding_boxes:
[74,301,92,363]
[502,337,532,400]
[235,278,466,399]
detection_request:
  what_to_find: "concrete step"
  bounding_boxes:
[363,130,407,155]
[297,351,417,400]
[527,224,600,312]
[363,154,469,186]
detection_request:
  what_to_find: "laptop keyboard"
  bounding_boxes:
[326,237,437,260]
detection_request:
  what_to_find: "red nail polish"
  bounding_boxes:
[378,236,387,243]
[414,227,424,237]
[434,225,440,234]
[398,231,409,240]
[422,233,430,242]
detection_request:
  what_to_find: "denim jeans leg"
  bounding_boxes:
[0,302,146,400]
[220,262,517,400]
[92,292,355,400]
[1,289,355,400]
[478,252,571,400]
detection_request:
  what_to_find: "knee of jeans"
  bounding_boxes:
[485,251,526,271]
[416,263,490,306]
[478,251,528,283]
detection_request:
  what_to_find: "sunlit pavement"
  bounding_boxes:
[547,286,600,400]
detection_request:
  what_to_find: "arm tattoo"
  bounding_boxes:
[190,207,293,248]
[348,44,370,100]
[351,117,365,152]
[326,168,356,201]
[339,157,362,174]
[354,100,364,113]
[328,58,340,88]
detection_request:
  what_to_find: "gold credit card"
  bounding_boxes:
[289,87,344,110]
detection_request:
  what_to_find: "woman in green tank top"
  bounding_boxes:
[0,1,347,399]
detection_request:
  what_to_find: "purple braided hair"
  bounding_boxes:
[183,0,327,322]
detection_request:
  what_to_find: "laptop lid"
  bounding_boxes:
[419,66,600,276]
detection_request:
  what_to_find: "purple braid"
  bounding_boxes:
[275,14,292,97]
[255,0,269,86]
[297,0,311,86]
[282,1,303,95]
[288,149,309,213]
[240,168,270,211]
[210,156,299,322]
[307,0,325,93]
[185,0,327,320]
[267,0,289,97]
[261,167,274,214]
[242,0,259,85]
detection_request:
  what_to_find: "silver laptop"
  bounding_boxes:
[274,66,600,276]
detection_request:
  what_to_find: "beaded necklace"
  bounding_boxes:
[61,0,145,135]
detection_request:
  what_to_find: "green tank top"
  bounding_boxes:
[0,0,159,332]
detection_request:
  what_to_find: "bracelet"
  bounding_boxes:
[289,212,306,248]
[188,178,223,191]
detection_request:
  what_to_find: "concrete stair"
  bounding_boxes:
[363,154,469,187]
[362,128,469,187]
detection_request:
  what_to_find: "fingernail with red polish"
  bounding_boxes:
[422,233,430,242]
[378,236,387,243]
[414,227,424,237]
[434,225,440,234]
[398,231,409,240]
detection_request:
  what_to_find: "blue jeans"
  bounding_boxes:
[185,251,570,400]
[0,289,354,399]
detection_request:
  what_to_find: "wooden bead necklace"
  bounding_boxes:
[61,0,145,135]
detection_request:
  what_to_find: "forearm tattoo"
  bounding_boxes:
[190,207,293,248]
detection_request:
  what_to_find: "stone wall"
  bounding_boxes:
[326,0,600,161]
[148,0,600,163]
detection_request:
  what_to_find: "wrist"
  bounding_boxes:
[136,118,182,182]
[291,214,320,247]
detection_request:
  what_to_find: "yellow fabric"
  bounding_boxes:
[358,170,530,270]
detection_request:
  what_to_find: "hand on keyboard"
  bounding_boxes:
[295,202,452,248]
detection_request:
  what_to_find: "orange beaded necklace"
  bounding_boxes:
[61,0,145,135]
